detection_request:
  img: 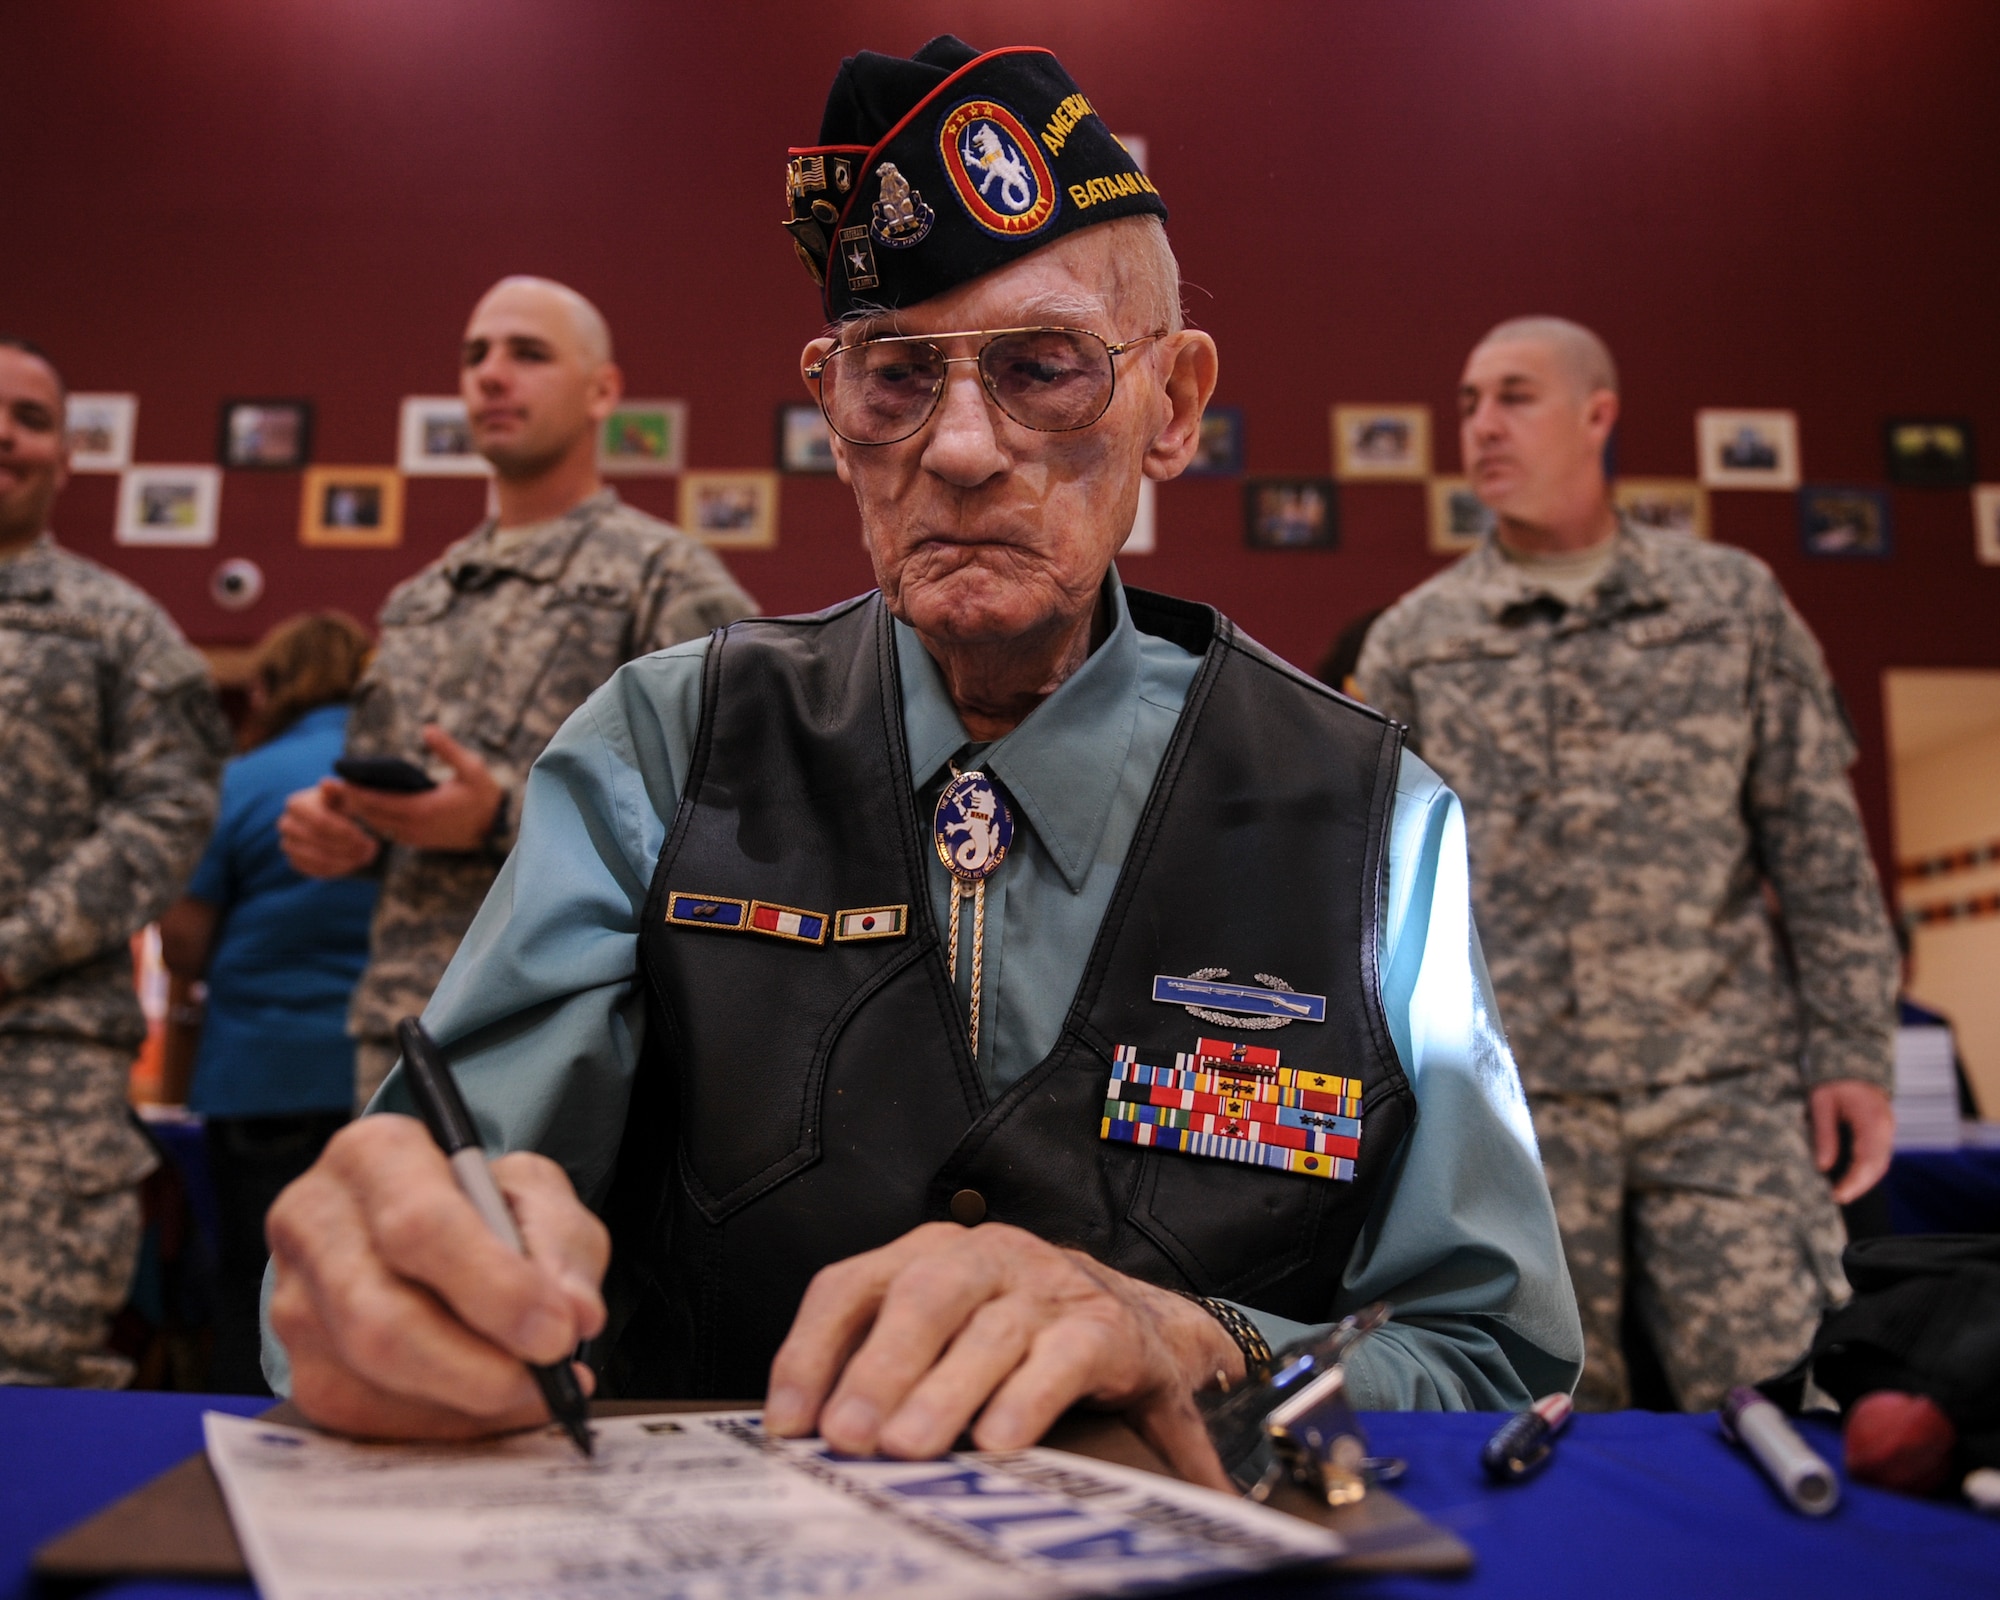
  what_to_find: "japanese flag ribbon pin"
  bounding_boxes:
[1098,1042,1362,1182]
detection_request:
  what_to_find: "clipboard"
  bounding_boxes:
[33,1399,1471,1586]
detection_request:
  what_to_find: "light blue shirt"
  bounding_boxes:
[270,575,1582,1409]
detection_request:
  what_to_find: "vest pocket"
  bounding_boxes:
[1125,1143,1329,1301]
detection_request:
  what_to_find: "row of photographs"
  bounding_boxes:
[100,457,2000,571]
[68,392,1981,493]
[104,466,784,552]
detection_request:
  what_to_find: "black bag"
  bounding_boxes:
[1765,1234,2000,1474]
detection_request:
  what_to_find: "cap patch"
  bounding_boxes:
[939,100,1058,236]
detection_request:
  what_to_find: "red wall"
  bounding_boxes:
[8,0,1999,882]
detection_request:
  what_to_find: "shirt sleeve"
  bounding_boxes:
[1232,753,1585,1410]
[184,760,244,907]
[0,613,228,992]
[1352,613,1419,743]
[1747,591,1898,1092]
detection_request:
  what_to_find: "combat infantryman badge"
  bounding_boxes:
[868,162,934,248]
[1153,970,1327,1030]
[935,768,1014,1059]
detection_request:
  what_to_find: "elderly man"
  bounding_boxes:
[1358,317,1898,1411]
[0,335,229,1384]
[265,40,1579,1481]
[280,277,755,1107]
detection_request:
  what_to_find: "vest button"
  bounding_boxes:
[949,1188,987,1226]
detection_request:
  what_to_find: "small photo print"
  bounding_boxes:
[1697,409,1800,490]
[1244,477,1339,550]
[600,399,688,476]
[1884,417,1975,488]
[1332,405,1430,481]
[1183,405,1245,477]
[1427,477,1494,554]
[775,402,837,474]
[66,393,138,473]
[398,397,488,477]
[116,465,221,547]
[1613,478,1710,540]
[1972,485,2000,566]
[680,470,778,549]
[219,399,312,470]
[1798,484,1891,559]
[300,466,403,548]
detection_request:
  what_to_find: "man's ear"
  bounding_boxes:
[1584,387,1620,444]
[1143,331,1220,482]
[586,362,625,424]
[800,339,853,484]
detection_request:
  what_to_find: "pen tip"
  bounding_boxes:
[568,1419,595,1457]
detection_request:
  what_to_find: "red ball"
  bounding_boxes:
[1844,1390,1956,1496]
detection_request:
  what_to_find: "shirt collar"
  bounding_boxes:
[442,488,619,585]
[1465,517,1670,620]
[896,570,1142,893]
[0,534,57,600]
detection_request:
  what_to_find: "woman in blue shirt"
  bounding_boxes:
[161,612,378,1394]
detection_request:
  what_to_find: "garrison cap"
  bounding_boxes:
[784,36,1167,320]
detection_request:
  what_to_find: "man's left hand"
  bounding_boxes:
[338,725,504,852]
[1809,1079,1895,1204]
[764,1221,1238,1491]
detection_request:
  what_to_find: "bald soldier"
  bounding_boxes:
[281,278,756,1106]
[1359,317,1899,1410]
[264,40,1580,1478]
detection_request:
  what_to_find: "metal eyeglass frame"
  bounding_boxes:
[806,325,1166,446]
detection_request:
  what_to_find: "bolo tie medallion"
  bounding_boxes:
[934,768,1014,1061]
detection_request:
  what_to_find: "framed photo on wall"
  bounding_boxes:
[1183,405,1245,477]
[599,399,687,476]
[1883,417,1975,488]
[66,393,137,473]
[681,471,777,549]
[1427,477,1493,554]
[775,402,837,474]
[1244,477,1338,550]
[116,465,220,547]
[1613,477,1710,540]
[1971,485,2000,566]
[219,399,313,470]
[398,396,488,477]
[1697,409,1800,490]
[1332,405,1430,481]
[300,466,404,549]
[1797,484,1891,559]
[1121,477,1156,555]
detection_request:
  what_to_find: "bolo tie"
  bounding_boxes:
[932,764,1014,1060]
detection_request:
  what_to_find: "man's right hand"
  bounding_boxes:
[279,780,383,878]
[266,1115,609,1440]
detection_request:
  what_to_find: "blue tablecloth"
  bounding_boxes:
[5,1390,1997,1599]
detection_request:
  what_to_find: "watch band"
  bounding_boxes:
[1180,1292,1276,1384]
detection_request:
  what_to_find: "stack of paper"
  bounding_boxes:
[205,1410,1343,1600]
[1893,1025,1963,1150]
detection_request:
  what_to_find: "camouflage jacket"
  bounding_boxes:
[0,537,228,1048]
[344,490,756,1039]
[1356,523,1896,1095]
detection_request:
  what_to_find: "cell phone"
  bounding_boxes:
[333,756,438,793]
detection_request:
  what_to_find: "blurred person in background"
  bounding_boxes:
[160,612,378,1393]
[279,277,757,1108]
[1359,316,1898,1410]
[0,334,228,1387]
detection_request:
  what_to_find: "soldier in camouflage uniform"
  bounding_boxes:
[280,280,754,1103]
[1358,317,1898,1411]
[0,336,229,1386]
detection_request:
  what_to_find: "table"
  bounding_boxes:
[5,1390,1998,1599]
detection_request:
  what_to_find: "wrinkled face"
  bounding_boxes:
[459,284,616,477]
[0,347,67,546]
[1458,338,1613,522]
[806,231,1176,651]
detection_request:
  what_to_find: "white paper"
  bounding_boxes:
[205,1410,1340,1600]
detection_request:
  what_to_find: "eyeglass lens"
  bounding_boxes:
[819,329,1116,444]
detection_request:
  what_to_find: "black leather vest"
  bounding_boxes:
[599,588,1412,1398]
